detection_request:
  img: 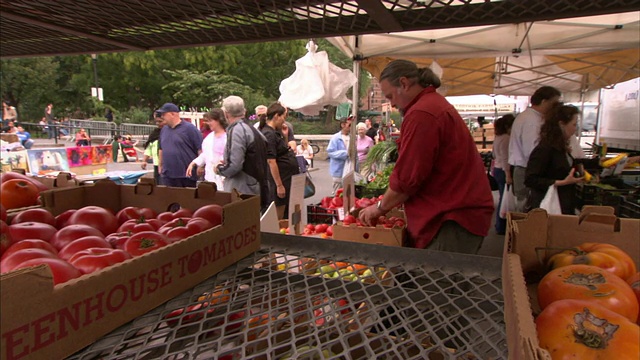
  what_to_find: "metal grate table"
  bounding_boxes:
[69,233,506,359]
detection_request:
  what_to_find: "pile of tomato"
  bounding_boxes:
[0,203,224,285]
[0,172,50,210]
[535,242,640,359]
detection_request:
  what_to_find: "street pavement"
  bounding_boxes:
[30,137,504,257]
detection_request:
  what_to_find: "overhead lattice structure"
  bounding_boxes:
[1,0,639,58]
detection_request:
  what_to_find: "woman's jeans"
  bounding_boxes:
[492,167,507,234]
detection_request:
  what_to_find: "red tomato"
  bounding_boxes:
[1,204,6,222]
[315,224,328,234]
[0,179,40,209]
[158,217,213,243]
[0,220,15,255]
[157,208,194,223]
[0,172,48,192]
[54,209,77,229]
[7,221,57,243]
[124,231,169,256]
[13,257,82,285]
[342,215,356,226]
[68,206,118,236]
[115,206,158,225]
[68,248,132,274]
[117,219,156,234]
[538,264,639,322]
[10,208,56,226]
[627,272,640,324]
[536,299,639,359]
[1,239,57,260]
[1,248,59,273]
[193,204,223,227]
[50,224,105,251]
[326,225,333,237]
[57,236,113,261]
[105,231,132,250]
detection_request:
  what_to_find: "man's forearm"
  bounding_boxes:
[378,187,409,212]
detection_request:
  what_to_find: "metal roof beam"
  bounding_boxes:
[0,10,146,52]
[355,0,403,32]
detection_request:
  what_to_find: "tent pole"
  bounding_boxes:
[577,74,588,149]
[350,35,361,174]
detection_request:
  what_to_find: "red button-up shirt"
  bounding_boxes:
[389,87,494,248]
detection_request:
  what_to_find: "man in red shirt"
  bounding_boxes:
[359,60,494,254]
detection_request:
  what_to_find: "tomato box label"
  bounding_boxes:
[0,181,261,360]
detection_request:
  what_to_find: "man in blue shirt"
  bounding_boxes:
[326,118,351,196]
[156,103,202,187]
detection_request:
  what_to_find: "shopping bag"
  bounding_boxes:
[539,185,562,215]
[499,185,516,219]
[304,172,316,198]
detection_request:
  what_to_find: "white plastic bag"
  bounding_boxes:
[278,41,357,115]
[539,185,562,215]
[499,185,516,219]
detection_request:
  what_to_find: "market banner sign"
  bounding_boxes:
[453,103,515,113]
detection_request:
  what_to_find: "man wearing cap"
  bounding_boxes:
[156,103,202,187]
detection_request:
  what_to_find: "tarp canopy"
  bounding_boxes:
[329,12,640,96]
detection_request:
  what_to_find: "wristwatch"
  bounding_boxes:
[376,200,386,212]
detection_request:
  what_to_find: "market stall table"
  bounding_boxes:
[68,233,507,359]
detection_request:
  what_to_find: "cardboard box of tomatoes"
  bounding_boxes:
[502,206,640,359]
[331,209,406,247]
[0,180,261,360]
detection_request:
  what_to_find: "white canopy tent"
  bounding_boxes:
[329,12,640,97]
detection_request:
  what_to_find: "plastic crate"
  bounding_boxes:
[619,195,640,219]
[575,181,636,209]
[307,203,337,224]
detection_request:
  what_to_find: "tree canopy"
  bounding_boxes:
[1,39,368,126]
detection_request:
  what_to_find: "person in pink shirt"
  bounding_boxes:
[356,122,374,177]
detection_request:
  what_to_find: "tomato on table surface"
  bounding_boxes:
[68,248,132,274]
[0,172,49,193]
[538,264,639,322]
[13,257,82,285]
[536,299,639,360]
[68,206,118,236]
[0,220,15,255]
[50,224,105,251]
[627,272,640,324]
[117,219,157,234]
[10,208,56,226]
[124,231,169,256]
[0,179,40,209]
[57,236,113,261]
[547,242,637,281]
[1,239,57,260]
[192,204,223,227]
[115,206,158,225]
[158,217,213,243]
[105,231,132,250]
[1,248,60,273]
[54,209,77,229]
[7,221,58,243]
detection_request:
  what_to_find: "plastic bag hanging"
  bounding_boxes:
[279,40,357,115]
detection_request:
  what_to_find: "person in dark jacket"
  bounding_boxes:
[525,104,600,214]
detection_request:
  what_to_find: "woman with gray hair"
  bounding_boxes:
[358,59,494,254]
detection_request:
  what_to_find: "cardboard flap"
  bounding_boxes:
[134,182,154,195]
[54,172,75,187]
[194,181,217,199]
[577,206,618,232]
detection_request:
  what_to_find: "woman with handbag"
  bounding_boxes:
[259,103,300,219]
[492,114,515,234]
[525,104,600,214]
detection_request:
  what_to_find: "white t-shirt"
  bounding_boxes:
[509,107,543,167]
[192,132,227,189]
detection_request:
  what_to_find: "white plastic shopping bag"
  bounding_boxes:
[539,185,562,215]
[499,185,516,219]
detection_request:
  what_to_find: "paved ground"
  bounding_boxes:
[31,138,505,257]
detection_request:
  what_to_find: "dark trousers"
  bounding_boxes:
[162,177,197,188]
[492,167,507,234]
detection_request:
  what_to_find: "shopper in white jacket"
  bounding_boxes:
[186,109,227,190]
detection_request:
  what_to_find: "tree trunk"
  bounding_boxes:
[325,105,336,125]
